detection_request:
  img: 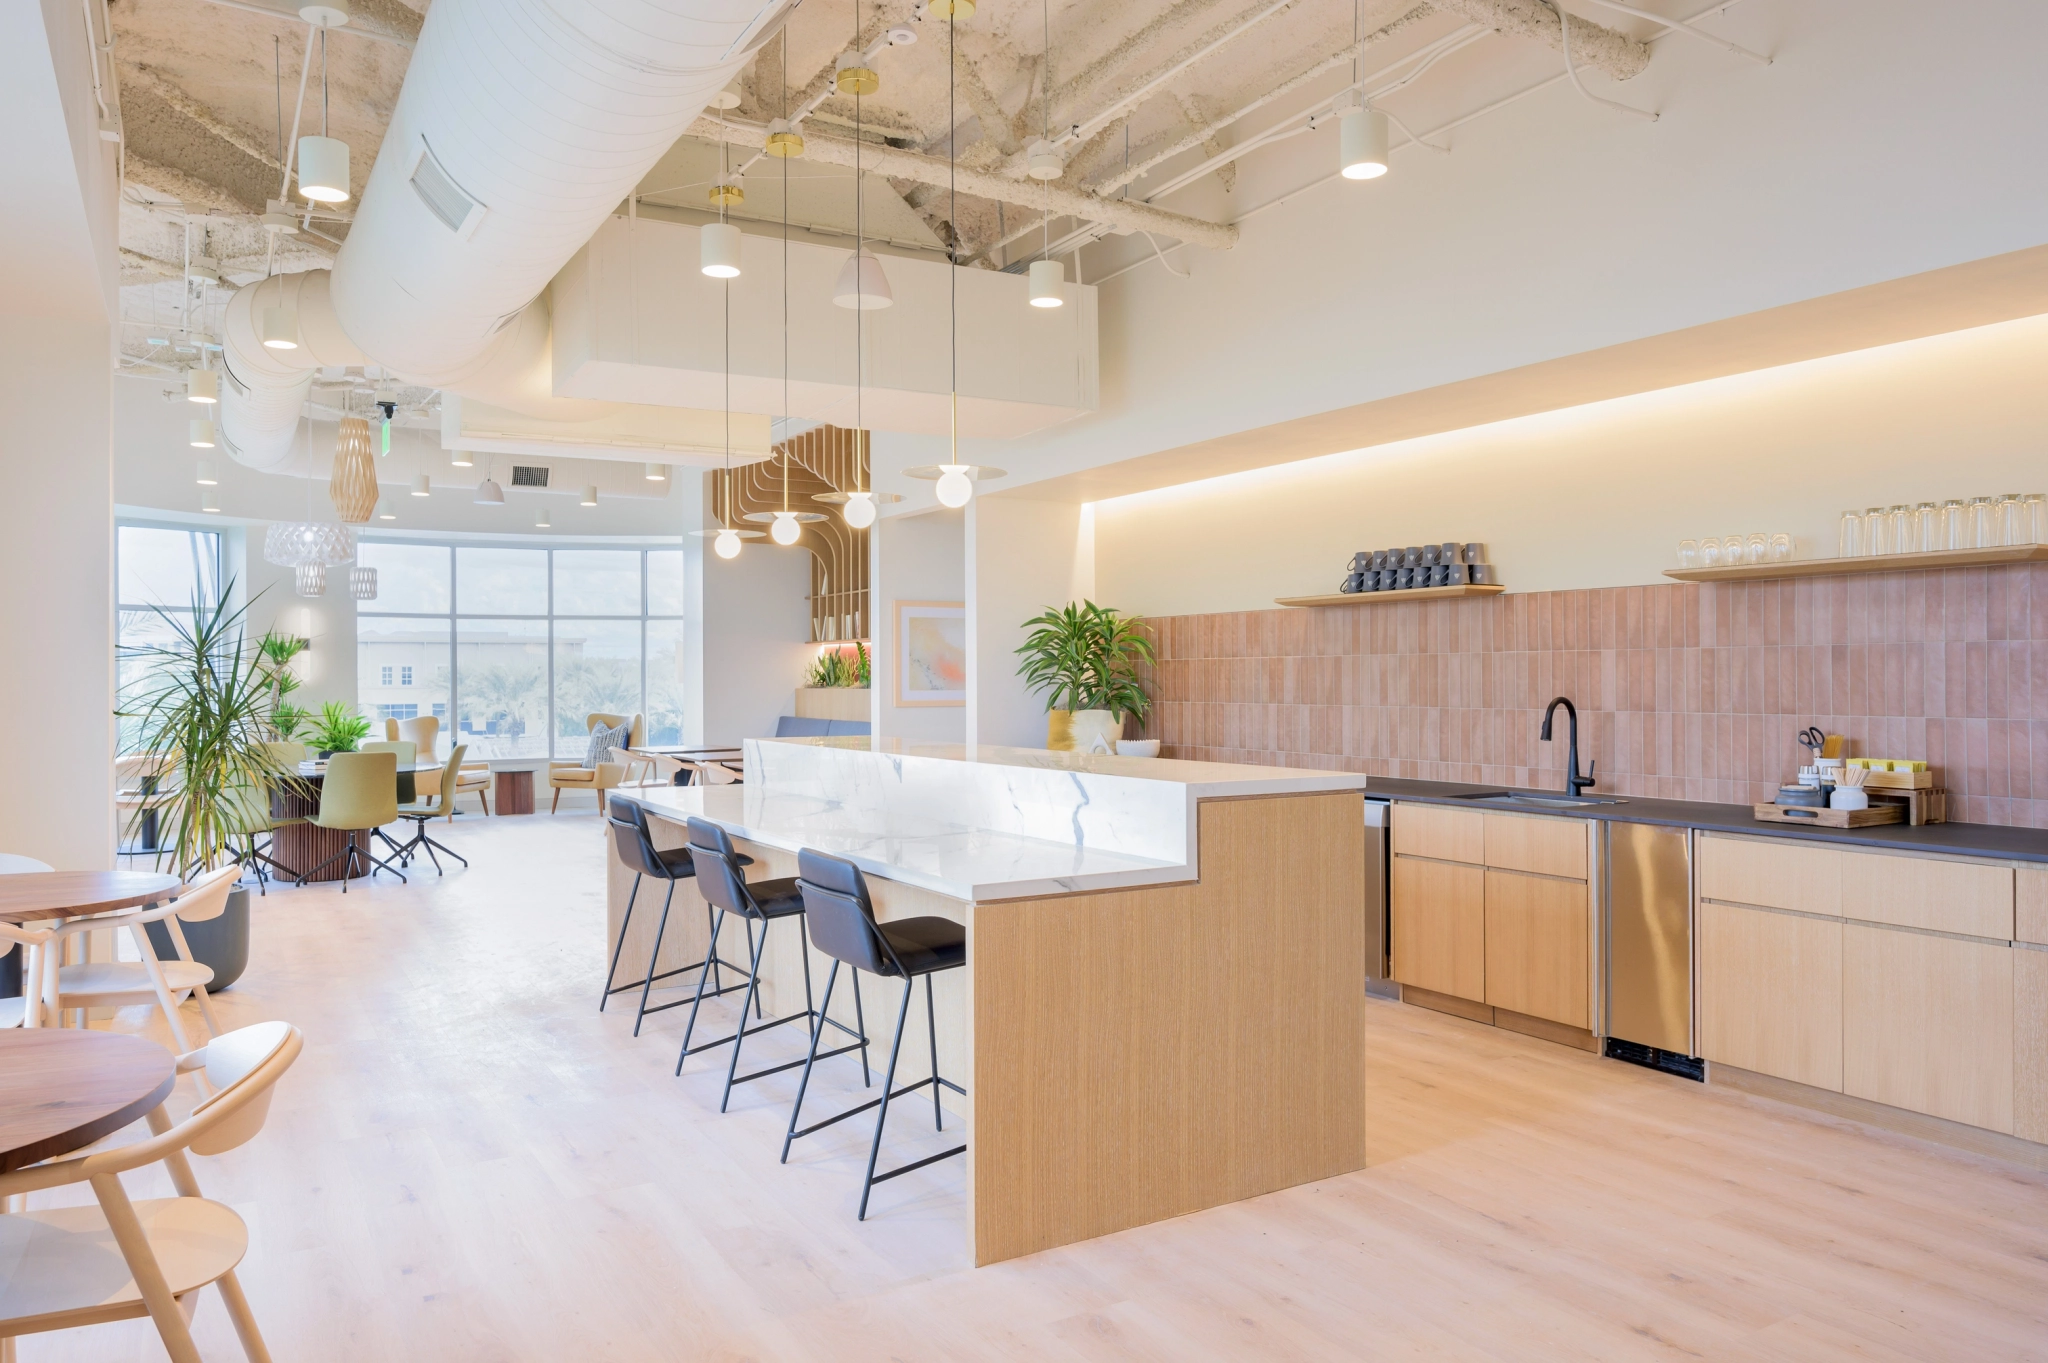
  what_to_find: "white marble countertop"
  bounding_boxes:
[615,740,1367,902]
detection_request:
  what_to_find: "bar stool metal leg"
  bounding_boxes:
[599,872,642,1011]
[631,879,678,1037]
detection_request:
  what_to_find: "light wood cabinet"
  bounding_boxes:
[1391,854,1485,1002]
[1391,802,1485,865]
[1697,834,1841,916]
[1840,851,2013,939]
[1843,923,2013,1133]
[1482,811,1588,880]
[1698,901,1843,1092]
[1484,869,1589,1028]
[2017,867,2048,946]
[2017,947,2048,1145]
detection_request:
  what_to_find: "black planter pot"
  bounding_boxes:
[145,885,251,991]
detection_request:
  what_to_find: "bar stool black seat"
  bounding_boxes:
[784,848,967,1220]
[675,816,869,1112]
[602,798,750,1035]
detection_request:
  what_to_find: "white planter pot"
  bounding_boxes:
[1069,709,1121,754]
[1116,739,1161,758]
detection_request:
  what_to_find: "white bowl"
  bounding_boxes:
[1116,739,1162,758]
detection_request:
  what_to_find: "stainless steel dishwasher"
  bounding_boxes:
[1603,821,1703,1079]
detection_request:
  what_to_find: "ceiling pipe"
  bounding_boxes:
[1429,0,1649,80]
[216,0,796,469]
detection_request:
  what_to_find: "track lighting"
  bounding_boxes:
[1028,258,1065,308]
[260,305,299,350]
[833,251,893,310]
[297,135,351,203]
[1339,101,1389,180]
[196,460,217,485]
[581,485,598,507]
[700,222,741,278]
[189,419,217,449]
[187,368,218,404]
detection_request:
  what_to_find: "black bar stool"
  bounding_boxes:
[601,799,750,1035]
[675,817,869,1112]
[784,848,967,1221]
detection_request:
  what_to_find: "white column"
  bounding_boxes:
[964,496,1094,750]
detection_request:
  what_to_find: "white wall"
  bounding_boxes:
[694,528,816,746]
[966,498,1094,749]
[873,507,966,743]
[0,0,119,869]
[1094,312,2048,614]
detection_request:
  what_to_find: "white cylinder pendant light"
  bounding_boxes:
[700,222,742,279]
[713,527,742,559]
[195,460,217,485]
[841,491,877,529]
[376,499,397,521]
[644,463,667,481]
[581,485,598,507]
[1340,106,1389,180]
[411,474,431,497]
[297,135,351,203]
[260,305,299,350]
[449,447,474,468]
[186,368,218,404]
[833,251,894,310]
[189,419,217,448]
[1028,258,1065,308]
[536,508,551,529]
[200,487,220,514]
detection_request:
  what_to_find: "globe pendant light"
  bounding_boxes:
[690,263,764,557]
[842,491,877,529]
[714,526,743,559]
[296,30,350,202]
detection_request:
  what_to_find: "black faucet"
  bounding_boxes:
[1540,696,1597,798]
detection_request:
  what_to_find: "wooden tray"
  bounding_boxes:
[1753,802,1904,828]
[1860,768,1934,790]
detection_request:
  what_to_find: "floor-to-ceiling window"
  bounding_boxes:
[356,541,686,759]
[115,523,223,750]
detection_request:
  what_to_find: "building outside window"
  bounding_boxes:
[115,523,223,751]
[355,542,686,760]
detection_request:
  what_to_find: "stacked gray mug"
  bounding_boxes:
[1339,543,1496,593]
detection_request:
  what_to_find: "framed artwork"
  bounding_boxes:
[894,600,966,707]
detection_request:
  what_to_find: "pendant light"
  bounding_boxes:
[411,474,431,497]
[449,446,474,468]
[329,410,378,524]
[535,508,552,529]
[200,487,221,514]
[1026,0,1065,310]
[189,418,217,448]
[701,133,743,278]
[196,460,218,485]
[831,251,893,310]
[349,565,378,601]
[474,462,505,504]
[842,8,882,527]
[260,282,298,349]
[744,102,825,553]
[376,499,397,520]
[581,485,598,507]
[186,366,218,404]
[295,563,327,597]
[690,251,763,558]
[1338,1,1389,181]
[644,463,668,481]
[296,28,350,202]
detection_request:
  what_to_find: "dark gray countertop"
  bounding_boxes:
[1362,777,2048,863]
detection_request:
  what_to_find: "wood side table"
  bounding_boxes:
[495,768,535,815]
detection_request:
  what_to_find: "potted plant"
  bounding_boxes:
[308,700,372,758]
[1014,601,1157,753]
[257,632,310,741]
[118,587,305,990]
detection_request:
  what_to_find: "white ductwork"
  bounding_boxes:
[218,271,366,470]
[217,0,792,469]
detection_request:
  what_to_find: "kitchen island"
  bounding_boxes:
[607,738,1371,1265]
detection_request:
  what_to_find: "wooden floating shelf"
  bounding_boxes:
[1664,544,2048,583]
[1276,584,1507,608]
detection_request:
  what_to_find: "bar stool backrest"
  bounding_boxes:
[686,816,758,919]
[795,849,902,978]
[608,800,672,880]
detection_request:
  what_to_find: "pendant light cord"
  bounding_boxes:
[948,2,958,465]
[782,33,790,516]
[854,0,866,494]
[1040,0,1052,263]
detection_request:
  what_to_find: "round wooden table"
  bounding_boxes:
[0,1030,176,1172]
[0,871,184,926]
[270,762,437,883]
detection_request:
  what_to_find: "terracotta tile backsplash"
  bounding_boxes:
[1138,565,2048,828]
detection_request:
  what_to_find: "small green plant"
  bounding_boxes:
[804,642,871,688]
[308,700,372,754]
[271,703,309,742]
[1014,601,1156,722]
[256,632,308,740]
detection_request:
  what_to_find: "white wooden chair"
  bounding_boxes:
[0,1020,303,1363]
[0,854,53,1028]
[45,866,237,1052]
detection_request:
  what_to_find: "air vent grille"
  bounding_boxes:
[410,140,483,235]
[510,465,549,488]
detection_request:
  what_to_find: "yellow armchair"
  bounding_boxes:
[547,713,644,813]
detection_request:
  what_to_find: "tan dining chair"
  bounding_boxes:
[450,761,491,818]
[298,750,403,890]
[385,714,441,761]
[46,866,237,1053]
[546,712,642,813]
[0,854,53,1029]
[0,1020,303,1363]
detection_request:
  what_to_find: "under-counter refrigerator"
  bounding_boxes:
[1604,820,1702,1078]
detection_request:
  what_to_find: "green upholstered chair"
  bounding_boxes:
[391,744,471,876]
[359,740,419,859]
[297,751,403,891]
[223,781,300,896]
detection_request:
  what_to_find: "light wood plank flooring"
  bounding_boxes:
[21,814,2048,1361]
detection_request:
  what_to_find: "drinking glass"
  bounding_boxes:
[2027,493,2048,545]
[1864,507,1892,556]
[1838,510,1862,558]
[1743,533,1767,564]
[1723,535,1745,565]
[1913,502,1938,553]
[1998,492,2028,546]
[1700,537,1722,567]
[1677,539,1699,568]
[1891,505,1919,554]
[1968,496,1996,548]
[1770,532,1792,561]
[1940,499,1967,550]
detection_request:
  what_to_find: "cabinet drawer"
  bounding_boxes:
[2017,867,2048,946]
[1391,802,1485,865]
[2017,947,2048,1144]
[1482,812,1587,880]
[1698,901,1842,1091]
[1843,923,2013,1133]
[1483,869,1589,1028]
[1391,855,1485,1002]
[1840,851,2012,940]
[1698,834,1841,917]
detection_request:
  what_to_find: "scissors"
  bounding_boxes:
[1796,726,1826,758]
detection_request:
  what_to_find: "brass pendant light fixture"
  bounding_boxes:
[692,250,763,558]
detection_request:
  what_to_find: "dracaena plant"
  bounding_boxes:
[1014,601,1156,722]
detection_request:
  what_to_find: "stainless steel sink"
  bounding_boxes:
[1450,791,1628,807]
